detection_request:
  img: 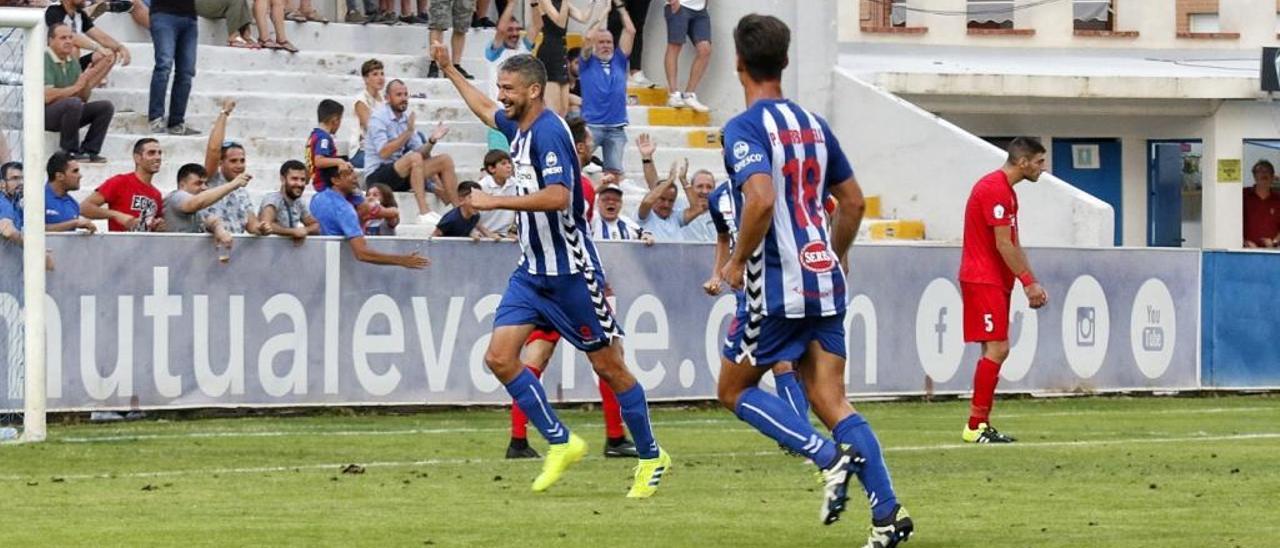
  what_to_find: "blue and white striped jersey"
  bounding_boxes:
[721,98,854,319]
[591,214,646,241]
[707,181,736,242]
[496,109,603,276]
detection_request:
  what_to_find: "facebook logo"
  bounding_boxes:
[935,308,948,354]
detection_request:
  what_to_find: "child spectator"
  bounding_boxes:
[363,182,400,235]
[433,180,499,238]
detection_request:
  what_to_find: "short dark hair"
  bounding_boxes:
[133,137,159,156]
[1006,137,1046,164]
[499,54,547,91]
[1,161,22,180]
[566,116,589,146]
[385,78,406,96]
[280,159,307,177]
[177,163,207,186]
[734,14,790,82]
[457,180,482,198]
[45,153,72,182]
[1253,159,1275,175]
[317,99,344,124]
[47,21,68,41]
[566,47,582,60]
[483,149,512,170]
[360,58,384,77]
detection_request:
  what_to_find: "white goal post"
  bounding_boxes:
[0,7,46,443]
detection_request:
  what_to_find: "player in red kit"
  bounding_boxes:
[958,137,1049,444]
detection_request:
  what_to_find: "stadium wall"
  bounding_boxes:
[1200,251,1280,389]
[0,236,1203,411]
[828,67,1116,247]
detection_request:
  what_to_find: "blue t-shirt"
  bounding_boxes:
[44,185,80,225]
[494,108,602,276]
[311,188,363,239]
[435,207,480,237]
[0,194,18,231]
[579,49,629,126]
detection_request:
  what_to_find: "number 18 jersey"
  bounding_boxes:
[721,98,854,319]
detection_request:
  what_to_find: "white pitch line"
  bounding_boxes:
[7,432,1278,483]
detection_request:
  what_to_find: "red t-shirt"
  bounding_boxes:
[1242,187,1280,246]
[96,172,163,232]
[581,175,596,222]
[959,170,1019,289]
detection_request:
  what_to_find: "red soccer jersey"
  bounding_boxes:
[1242,187,1280,246]
[581,174,596,222]
[959,170,1019,289]
[96,172,163,232]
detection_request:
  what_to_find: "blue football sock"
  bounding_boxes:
[616,383,659,459]
[504,368,569,444]
[833,413,898,521]
[773,371,810,421]
[735,387,839,469]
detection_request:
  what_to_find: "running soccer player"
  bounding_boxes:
[506,116,639,461]
[958,137,1049,444]
[431,43,669,497]
[702,180,810,424]
[716,15,912,547]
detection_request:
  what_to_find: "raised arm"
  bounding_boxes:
[636,133,660,189]
[494,0,519,49]
[639,161,680,220]
[615,1,636,57]
[527,0,544,37]
[431,42,499,128]
[204,100,235,176]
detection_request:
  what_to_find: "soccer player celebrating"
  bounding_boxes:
[506,116,639,461]
[716,14,912,547]
[431,43,669,497]
[958,137,1049,444]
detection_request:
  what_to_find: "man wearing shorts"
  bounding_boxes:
[363,79,459,224]
[662,0,711,112]
[958,137,1050,444]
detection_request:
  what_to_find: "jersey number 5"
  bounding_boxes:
[983,313,994,333]
[782,157,822,229]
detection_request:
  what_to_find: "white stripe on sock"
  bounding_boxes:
[740,401,808,442]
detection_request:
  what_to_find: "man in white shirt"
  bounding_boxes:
[638,158,705,241]
[680,169,717,242]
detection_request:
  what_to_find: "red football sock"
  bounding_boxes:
[510,366,545,439]
[598,377,625,439]
[968,357,1001,430]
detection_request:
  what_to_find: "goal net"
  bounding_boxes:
[0,7,47,443]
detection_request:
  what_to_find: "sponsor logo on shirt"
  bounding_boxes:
[798,240,836,273]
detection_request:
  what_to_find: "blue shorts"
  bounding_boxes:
[665,4,711,45]
[722,306,846,366]
[494,268,623,353]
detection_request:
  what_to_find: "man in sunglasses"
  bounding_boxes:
[202,99,268,236]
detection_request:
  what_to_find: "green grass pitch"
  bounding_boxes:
[2,395,1277,547]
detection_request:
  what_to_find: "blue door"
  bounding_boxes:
[1148,142,1186,247]
[1052,139,1123,246]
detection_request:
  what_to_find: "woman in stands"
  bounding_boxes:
[530,0,594,115]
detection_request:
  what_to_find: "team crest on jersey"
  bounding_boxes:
[799,241,836,273]
[545,151,559,167]
[732,141,749,160]
[993,204,1006,219]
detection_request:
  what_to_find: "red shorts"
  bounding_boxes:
[962,282,1011,342]
[525,327,561,346]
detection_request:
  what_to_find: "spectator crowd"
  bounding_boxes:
[3,0,726,270]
